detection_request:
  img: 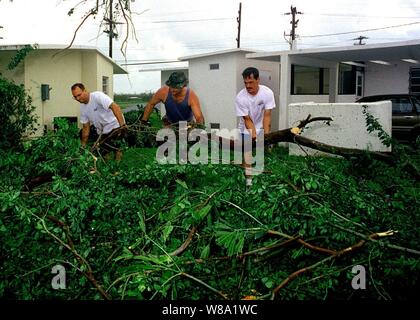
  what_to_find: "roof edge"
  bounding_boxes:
[0,43,127,74]
[179,48,260,61]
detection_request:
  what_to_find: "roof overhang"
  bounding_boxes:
[0,44,128,74]
[246,39,420,65]
[179,48,259,61]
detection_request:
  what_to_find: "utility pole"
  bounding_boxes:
[109,0,113,57]
[103,0,122,58]
[236,2,242,48]
[0,26,3,40]
[353,36,368,45]
[284,6,302,50]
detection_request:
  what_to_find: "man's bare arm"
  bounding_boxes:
[141,89,165,121]
[189,90,204,124]
[263,109,272,135]
[243,115,257,139]
[110,103,126,127]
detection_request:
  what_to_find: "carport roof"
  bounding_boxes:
[246,39,420,64]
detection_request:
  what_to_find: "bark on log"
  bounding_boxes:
[206,115,394,164]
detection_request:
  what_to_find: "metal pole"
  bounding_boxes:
[236,2,242,48]
[109,0,113,58]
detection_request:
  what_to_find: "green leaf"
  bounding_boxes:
[215,229,245,256]
[175,179,188,189]
[162,224,174,243]
[193,204,212,222]
[200,244,210,259]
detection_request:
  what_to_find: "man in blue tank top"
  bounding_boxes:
[141,71,204,127]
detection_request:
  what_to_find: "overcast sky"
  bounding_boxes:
[1,0,420,93]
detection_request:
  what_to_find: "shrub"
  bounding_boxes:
[0,75,37,150]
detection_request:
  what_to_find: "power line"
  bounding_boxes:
[151,17,234,23]
[306,13,420,19]
[301,21,420,38]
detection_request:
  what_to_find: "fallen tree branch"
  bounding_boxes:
[270,230,396,299]
[169,226,197,257]
[266,229,337,256]
[200,114,395,164]
[36,213,112,300]
[331,224,420,256]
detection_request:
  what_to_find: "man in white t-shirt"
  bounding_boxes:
[235,67,276,188]
[71,83,126,161]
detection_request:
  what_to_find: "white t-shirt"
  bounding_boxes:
[79,91,120,135]
[235,84,276,135]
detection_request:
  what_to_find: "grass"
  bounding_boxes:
[121,147,157,168]
[114,98,148,109]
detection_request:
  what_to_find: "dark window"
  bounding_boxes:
[391,98,413,113]
[412,97,420,112]
[102,76,109,95]
[210,123,220,129]
[338,64,356,94]
[209,63,219,70]
[291,65,329,95]
[409,67,420,96]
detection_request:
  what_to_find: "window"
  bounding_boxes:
[338,64,355,94]
[339,63,364,95]
[391,98,413,113]
[291,65,329,95]
[210,123,220,129]
[102,76,109,95]
[209,63,219,70]
[356,71,364,97]
[409,67,420,96]
[412,97,420,112]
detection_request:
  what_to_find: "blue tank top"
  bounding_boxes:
[164,88,193,123]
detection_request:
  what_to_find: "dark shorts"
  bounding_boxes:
[162,115,193,127]
[98,127,126,154]
[241,133,255,154]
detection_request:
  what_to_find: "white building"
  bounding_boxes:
[0,44,127,135]
[179,49,280,132]
[247,39,420,131]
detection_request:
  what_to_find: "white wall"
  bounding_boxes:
[288,101,392,156]
[189,54,237,130]
[187,52,280,133]
[96,53,115,98]
[364,60,410,95]
[290,95,329,104]
[337,95,358,103]
[25,49,83,134]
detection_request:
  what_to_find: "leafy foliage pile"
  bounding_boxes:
[1,119,419,300]
[0,75,37,150]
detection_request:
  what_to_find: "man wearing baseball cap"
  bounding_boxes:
[141,71,204,126]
